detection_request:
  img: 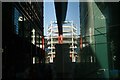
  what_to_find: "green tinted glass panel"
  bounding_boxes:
[95,35,107,43]
[96,44,109,78]
[93,2,109,78]
[94,27,106,35]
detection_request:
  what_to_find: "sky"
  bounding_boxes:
[44,1,80,36]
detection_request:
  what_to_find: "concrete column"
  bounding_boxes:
[87,2,94,35]
[54,44,72,78]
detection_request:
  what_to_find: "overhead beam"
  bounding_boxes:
[54,1,68,35]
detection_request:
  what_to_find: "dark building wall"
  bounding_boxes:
[2,2,44,79]
[107,2,120,72]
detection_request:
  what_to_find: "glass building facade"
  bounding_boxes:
[2,2,44,79]
[80,2,120,79]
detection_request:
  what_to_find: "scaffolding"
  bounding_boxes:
[47,21,78,63]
